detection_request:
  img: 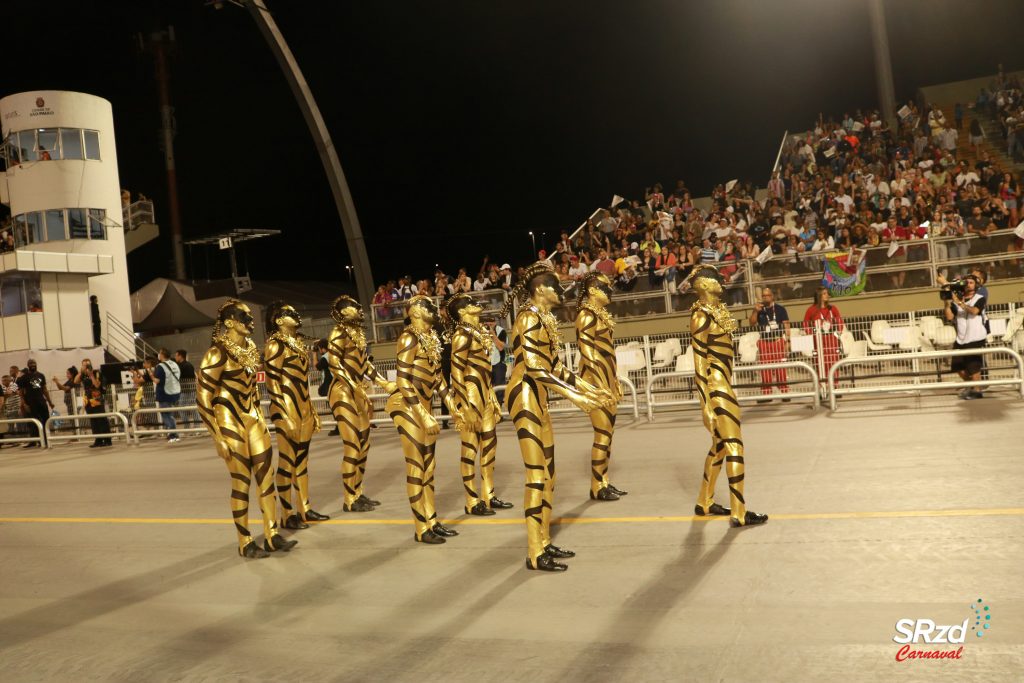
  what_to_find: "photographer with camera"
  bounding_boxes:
[943,274,988,400]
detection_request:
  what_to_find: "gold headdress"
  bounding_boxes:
[498,261,556,317]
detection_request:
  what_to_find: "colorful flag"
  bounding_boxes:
[821,250,867,297]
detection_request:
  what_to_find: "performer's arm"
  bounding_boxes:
[262,339,291,429]
[449,331,479,425]
[690,309,717,430]
[326,332,359,395]
[518,311,600,410]
[196,345,229,460]
[364,356,396,394]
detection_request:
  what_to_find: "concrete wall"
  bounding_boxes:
[918,70,1024,107]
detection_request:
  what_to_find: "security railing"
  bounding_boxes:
[44,412,131,447]
[0,418,46,447]
[125,199,155,231]
[827,347,1024,411]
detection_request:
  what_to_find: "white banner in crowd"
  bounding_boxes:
[887,240,900,258]
[755,245,773,264]
[1014,220,1024,240]
[725,179,738,193]
[611,194,625,207]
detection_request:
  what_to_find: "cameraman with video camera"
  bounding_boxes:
[943,274,988,400]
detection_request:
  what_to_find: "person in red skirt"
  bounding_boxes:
[803,287,845,395]
[748,287,791,403]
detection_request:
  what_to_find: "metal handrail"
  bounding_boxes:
[827,347,1024,411]
[645,360,820,421]
[45,412,131,447]
[0,418,46,447]
[130,406,208,443]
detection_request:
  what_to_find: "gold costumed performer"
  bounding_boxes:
[575,272,628,501]
[264,301,330,530]
[326,295,396,512]
[197,299,298,559]
[502,262,613,572]
[387,295,464,543]
[687,266,768,528]
[442,293,514,516]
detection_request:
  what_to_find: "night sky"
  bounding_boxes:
[6,0,1023,291]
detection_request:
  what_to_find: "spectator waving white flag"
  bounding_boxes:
[887,240,900,258]
[724,179,738,194]
[611,194,625,208]
[755,245,773,264]
[1014,219,1024,240]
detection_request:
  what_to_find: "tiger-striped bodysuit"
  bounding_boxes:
[506,307,582,567]
[449,324,501,512]
[327,324,387,508]
[576,306,623,497]
[386,327,453,540]
[265,335,319,524]
[691,304,747,520]
[197,340,280,552]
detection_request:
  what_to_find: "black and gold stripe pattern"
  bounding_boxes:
[575,305,621,497]
[327,325,386,507]
[264,335,317,523]
[449,324,501,510]
[691,304,747,520]
[197,343,280,552]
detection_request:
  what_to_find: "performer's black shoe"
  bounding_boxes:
[282,514,309,530]
[327,427,339,436]
[264,534,298,552]
[239,542,270,559]
[607,484,628,496]
[527,554,568,572]
[304,509,330,521]
[590,487,620,501]
[357,494,381,507]
[415,530,446,544]
[343,499,375,512]
[467,501,496,516]
[544,544,575,558]
[488,497,513,509]
[695,503,731,516]
[730,511,769,528]
[432,523,459,537]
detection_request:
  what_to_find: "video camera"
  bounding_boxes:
[938,278,969,301]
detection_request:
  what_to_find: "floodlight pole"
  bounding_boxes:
[244,0,375,309]
[867,0,898,130]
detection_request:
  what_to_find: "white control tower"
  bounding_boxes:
[0,90,134,357]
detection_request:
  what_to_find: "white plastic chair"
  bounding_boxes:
[898,326,922,351]
[918,316,942,341]
[933,325,956,348]
[863,330,892,352]
[675,348,695,374]
[870,319,891,345]
[650,339,682,369]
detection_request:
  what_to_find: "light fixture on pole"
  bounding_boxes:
[529,231,536,255]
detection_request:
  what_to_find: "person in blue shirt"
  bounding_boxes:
[151,349,182,442]
[748,287,791,403]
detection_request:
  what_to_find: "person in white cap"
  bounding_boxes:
[499,264,514,291]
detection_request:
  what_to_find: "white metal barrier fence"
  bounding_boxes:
[827,347,1024,411]
[0,418,46,447]
[44,412,131,447]
[645,361,820,421]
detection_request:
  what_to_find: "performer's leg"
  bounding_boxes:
[538,418,556,550]
[223,450,256,553]
[460,429,482,510]
[696,434,726,512]
[274,429,299,524]
[479,426,498,505]
[293,438,312,514]
[422,438,438,527]
[388,394,434,541]
[353,391,373,501]
[511,383,552,567]
[249,420,294,551]
[332,388,368,510]
[589,406,616,498]
[723,440,747,521]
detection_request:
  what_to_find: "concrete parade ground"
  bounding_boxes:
[0,393,1021,682]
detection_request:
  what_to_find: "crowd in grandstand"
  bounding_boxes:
[367,76,1021,323]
